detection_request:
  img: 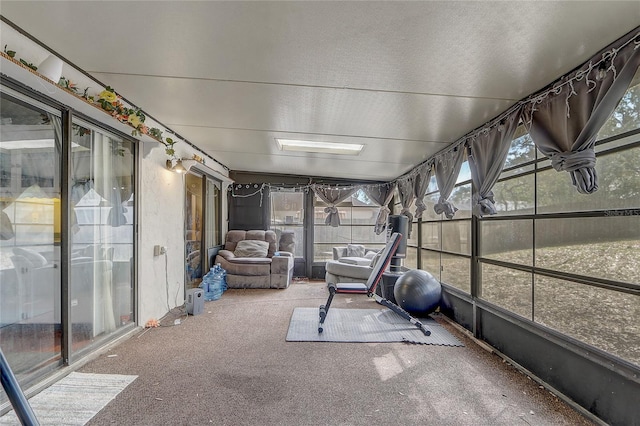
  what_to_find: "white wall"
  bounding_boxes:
[137,143,186,323]
[137,141,231,324]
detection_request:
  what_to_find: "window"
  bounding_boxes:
[534,275,639,365]
[313,189,385,262]
[477,77,640,367]
[416,167,472,293]
[481,264,532,319]
[479,220,533,266]
[270,190,304,257]
[536,216,639,285]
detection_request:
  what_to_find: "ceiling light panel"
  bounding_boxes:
[275,139,364,155]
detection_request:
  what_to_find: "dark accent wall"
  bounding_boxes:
[228,186,271,231]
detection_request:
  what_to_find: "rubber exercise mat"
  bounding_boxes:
[286,307,464,346]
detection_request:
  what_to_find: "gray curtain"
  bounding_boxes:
[433,146,466,219]
[468,108,522,216]
[396,176,414,238]
[523,29,640,194]
[364,182,396,235]
[413,161,434,219]
[312,185,357,227]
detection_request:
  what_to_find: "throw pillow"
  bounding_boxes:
[346,244,365,258]
[364,251,377,260]
[234,240,270,258]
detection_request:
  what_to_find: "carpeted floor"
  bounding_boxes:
[19,281,594,425]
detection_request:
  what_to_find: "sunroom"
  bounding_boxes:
[0,2,638,425]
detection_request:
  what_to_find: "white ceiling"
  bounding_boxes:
[1,1,639,181]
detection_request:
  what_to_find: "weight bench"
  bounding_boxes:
[319,232,431,336]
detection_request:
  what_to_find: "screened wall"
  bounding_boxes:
[405,77,640,369]
[313,189,387,262]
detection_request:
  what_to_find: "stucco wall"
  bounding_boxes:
[138,141,230,324]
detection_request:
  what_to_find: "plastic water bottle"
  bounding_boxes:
[207,264,227,301]
[201,269,214,301]
[216,263,227,292]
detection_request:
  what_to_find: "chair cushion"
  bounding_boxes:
[234,240,270,258]
[338,257,371,266]
[325,260,373,281]
[336,282,368,292]
[227,257,272,264]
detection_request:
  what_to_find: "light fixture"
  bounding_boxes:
[166,158,187,173]
[275,139,364,155]
[173,159,187,173]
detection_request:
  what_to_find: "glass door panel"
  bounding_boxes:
[203,178,221,271]
[0,92,62,384]
[70,121,134,351]
[185,173,203,290]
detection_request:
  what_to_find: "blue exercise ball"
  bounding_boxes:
[394,269,441,315]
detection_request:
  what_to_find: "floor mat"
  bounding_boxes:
[286,307,464,346]
[0,372,137,425]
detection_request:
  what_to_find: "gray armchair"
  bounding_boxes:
[215,230,294,289]
[325,244,380,284]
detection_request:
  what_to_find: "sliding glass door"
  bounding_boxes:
[185,172,203,290]
[0,87,136,396]
[70,120,135,350]
[0,92,63,381]
[185,171,222,290]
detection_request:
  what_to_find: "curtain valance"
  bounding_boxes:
[433,147,466,219]
[468,107,522,216]
[523,30,640,194]
[364,182,397,235]
[413,161,434,219]
[312,185,357,227]
[396,176,415,237]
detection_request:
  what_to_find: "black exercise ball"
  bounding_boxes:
[394,269,441,315]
